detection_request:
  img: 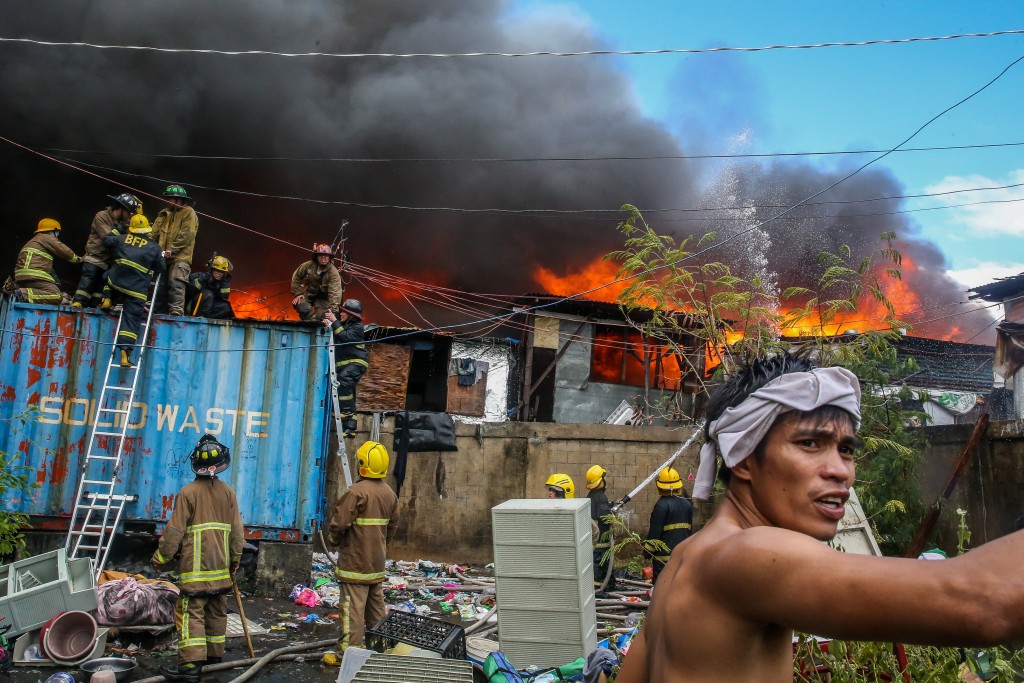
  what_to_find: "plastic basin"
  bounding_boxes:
[43,610,98,663]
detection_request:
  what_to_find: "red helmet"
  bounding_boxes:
[312,243,333,258]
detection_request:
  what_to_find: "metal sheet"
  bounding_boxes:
[0,298,330,541]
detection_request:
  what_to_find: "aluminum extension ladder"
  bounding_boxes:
[326,337,354,488]
[65,275,161,577]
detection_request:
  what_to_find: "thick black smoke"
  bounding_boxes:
[0,1,992,341]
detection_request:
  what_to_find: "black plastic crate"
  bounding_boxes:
[365,611,467,660]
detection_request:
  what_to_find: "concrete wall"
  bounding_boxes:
[330,419,701,564]
[920,420,1024,549]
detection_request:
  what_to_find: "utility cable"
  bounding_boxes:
[0,29,1021,58]
[34,139,1024,162]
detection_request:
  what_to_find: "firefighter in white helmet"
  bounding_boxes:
[291,243,342,321]
[322,441,400,666]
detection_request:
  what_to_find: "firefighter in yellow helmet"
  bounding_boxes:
[545,473,575,499]
[185,255,234,319]
[645,466,693,584]
[586,464,616,591]
[12,218,82,304]
[322,441,400,666]
[100,214,166,367]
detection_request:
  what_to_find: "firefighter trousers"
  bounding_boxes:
[14,274,62,304]
[74,263,107,306]
[334,581,385,654]
[336,363,367,432]
[103,284,147,356]
[165,261,191,316]
[175,592,227,664]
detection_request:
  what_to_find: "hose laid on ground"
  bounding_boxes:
[130,639,336,683]
[464,605,498,635]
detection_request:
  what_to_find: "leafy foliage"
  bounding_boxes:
[0,409,41,557]
[608,207,928,553]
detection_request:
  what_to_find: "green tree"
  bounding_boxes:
[607,206,927,554]
[0,410,41,557]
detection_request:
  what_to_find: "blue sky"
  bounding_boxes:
[514,0,1024,289]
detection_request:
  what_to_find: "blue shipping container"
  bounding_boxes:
[0,298,330,541]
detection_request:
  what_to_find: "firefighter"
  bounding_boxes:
[101,214,166,367]
[12,218,81,304]
[153,184,199,316]
[322,441,400,666]
[290,243,341,321]
[585,465,616,591]
[152,435,244,683]
[185,255,234,319]
[545,473,575,499]
[323,299,368,437]
[72,193,140,309]
[646,466,693,584]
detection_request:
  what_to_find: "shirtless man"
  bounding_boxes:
[616,353,1024,682]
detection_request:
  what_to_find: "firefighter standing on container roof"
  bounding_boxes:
[11,218,81,304]
[72,193,141,309]
[152,435,244,683]
[645,466,693,584]
[291,243,342,322]
[585,465,616,592]
[185,255,234,319]
[324,299,368,438]
[101,214,166,367]
[322,441,399,666]
[153,184,199,316]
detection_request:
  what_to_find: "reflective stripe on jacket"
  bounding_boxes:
[327,478,399,585]
[102,231,166,299]
[646,494,693,564]
[152,477,244,594]
[15,232,79,283]
[330,318,368,365]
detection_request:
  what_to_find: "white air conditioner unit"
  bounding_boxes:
[604,399,637,425]
[491,499,598,668]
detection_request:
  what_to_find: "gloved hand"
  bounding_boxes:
[323,309,336,325]
[291,295,305,307]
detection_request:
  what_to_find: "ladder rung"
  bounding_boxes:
[81,479,114,486]
[77,504,111,511]
[75,544,100,551]
[85,493,137,502]
[86,455,118,461]
[105,385,133,391]
[98,407,130,415]
[93,431,124,438]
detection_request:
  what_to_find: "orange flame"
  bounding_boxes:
[534,259,626,303]
[231,287,296,321]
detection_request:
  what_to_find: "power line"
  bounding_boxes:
[0,30,1021,58]
[33,139,1024,163]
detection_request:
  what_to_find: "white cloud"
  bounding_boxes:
[923,170,1024,237]
[946,261,1024,290]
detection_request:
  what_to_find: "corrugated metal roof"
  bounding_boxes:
[894,335,994,394]
[969,272,1024,302]
[0,298,330,541]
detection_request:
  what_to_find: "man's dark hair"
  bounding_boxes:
[1016,514,1024,532]
[704,353,857,484]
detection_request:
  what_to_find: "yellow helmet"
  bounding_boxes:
[210,255,232,272]
[35,218,61,233]
[128,214,152,234]
[357,440,389,479]
[585,465,606,490]
[545,473,575,498]
[656,467,682,492]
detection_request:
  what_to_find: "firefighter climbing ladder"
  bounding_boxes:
[327,338,354,488]
[65,275,161,577]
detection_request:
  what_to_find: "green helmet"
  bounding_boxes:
[163,184,195,206]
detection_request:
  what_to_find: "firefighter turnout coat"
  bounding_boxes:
[330,317,369,368]
[154,206,199,265]
[327,478,399,585]
[291,260,342,308]
[102,231,166,300]
[82,208,124,268]
[15,232,80,285]
[152,477,244,594]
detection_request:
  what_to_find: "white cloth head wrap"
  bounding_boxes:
[692,366,861,501]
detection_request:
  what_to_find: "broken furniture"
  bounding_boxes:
[0,548,98,637]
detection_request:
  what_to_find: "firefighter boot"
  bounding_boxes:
[118,348,135,368]
[71,301,83,310]
[159,663,201,683]
[100,297,113,311]
[321,652,342,667]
